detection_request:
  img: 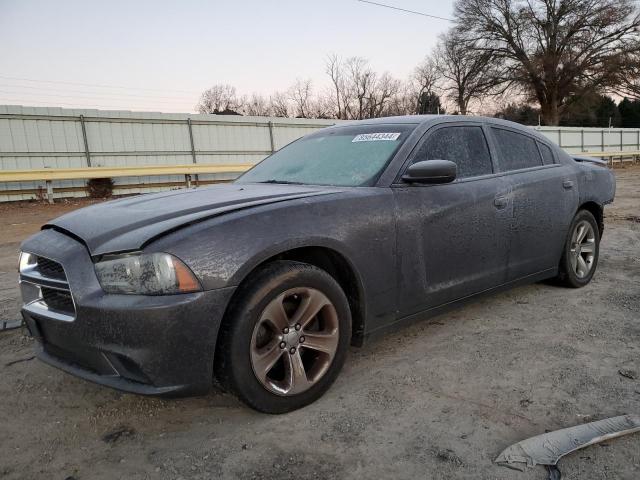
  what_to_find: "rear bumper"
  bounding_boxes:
[20,228,236,397]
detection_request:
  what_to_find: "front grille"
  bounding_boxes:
[41,287,74,314]
[20,252,76,321]
[36,257,66,280]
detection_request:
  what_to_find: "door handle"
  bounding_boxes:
[494,195,508,209]
[563,180,574,189]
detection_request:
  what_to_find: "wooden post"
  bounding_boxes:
[45,180,54,204]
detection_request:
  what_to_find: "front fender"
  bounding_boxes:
[226,235,364,289]
[145,190,398,334]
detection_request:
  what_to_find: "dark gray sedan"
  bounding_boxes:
[19,116,615,413]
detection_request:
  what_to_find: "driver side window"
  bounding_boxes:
[412,126,493,179]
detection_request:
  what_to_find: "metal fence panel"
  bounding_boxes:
[0,106,338,201]
[533,126,640,153]
[2,105,640,202]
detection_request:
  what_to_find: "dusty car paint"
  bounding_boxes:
[19,115,616,396]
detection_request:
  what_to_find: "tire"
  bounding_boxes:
[215,260,352,414]
[556,209,600,288]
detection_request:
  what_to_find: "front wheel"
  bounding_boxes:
[215,260,351,413]
[556,210,600,288]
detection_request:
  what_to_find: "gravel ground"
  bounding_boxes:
[1,169,639,480]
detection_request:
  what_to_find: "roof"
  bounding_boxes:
[330,114,550,142]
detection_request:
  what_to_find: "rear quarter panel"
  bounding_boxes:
[559,149,616,212]
[574,160,616,207]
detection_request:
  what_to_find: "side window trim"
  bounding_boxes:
[481,123,501,174]
[536,140,557,165]
[488,125,545,173]
[398,123,495,182]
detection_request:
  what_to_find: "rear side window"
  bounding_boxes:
[413,126,493,178]
[491,128,542,171]
[538,142,555,165]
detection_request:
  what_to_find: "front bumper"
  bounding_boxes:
[20,229,236,397]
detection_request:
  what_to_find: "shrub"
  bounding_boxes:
[86,178,114,198]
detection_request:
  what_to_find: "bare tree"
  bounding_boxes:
[412,56,441,113]
[243,93,272,116]
[289,79,314,118]
[434,30,500,115]
[386,82,421,116]
[309,95,336,118]
[196,57,426,120]
[195,84,242,114]
[619,50,640,100]
[454,0,640,125]
[366,72,401,118]
[324,55,405,119]
[326,54,346,119]
[269,92,291,117]
[345,57,376,119]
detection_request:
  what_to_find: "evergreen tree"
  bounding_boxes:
[619,98,640,127]
[417,92,444,115]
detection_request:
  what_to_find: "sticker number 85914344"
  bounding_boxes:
[352,133,401,142]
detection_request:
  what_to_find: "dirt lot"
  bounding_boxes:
[1,169,639,480]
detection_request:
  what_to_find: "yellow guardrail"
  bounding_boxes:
[0,163,253,182]
[577,150,640,156]
[0,163,253,203]
[1,150,638,203]
[577,150,640,166]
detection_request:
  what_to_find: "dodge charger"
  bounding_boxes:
[19,116,616,413]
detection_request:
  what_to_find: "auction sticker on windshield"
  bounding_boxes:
[352,132,401,142]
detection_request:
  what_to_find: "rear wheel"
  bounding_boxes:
[556,210,600,288]
[215,260,351,413]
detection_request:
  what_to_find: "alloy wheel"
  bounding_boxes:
[250,287,339,396]
[570,220,596,278]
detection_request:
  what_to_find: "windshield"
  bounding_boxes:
[236,124,416,187]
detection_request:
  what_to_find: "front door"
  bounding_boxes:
[393,124,511,317]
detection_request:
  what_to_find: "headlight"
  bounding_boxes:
[95,253,201,295]
[19,251,37,272]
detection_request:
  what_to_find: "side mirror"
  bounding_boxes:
[402,160,457,184]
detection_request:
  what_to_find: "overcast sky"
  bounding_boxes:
[0,0,454,113]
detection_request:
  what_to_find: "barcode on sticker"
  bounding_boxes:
[352,133,401,142]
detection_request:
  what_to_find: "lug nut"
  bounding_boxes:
[294,324,301,331]
[289,347,296,354]
[283,327,289,334]
[279,341,286,349]
[299,336,305,343]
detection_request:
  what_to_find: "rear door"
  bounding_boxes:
[393,123,512,317]
[488,126,577,281]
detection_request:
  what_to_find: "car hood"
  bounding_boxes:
[44,183,341,256]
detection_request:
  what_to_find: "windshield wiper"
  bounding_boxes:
[256,179,304,185]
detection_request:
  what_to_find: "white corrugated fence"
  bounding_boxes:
[0,105,339,201]
[1,105,639,202]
